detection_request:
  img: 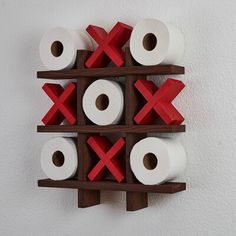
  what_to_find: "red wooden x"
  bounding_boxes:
[134,79,185,125]
[85,22,133,68]
[87,136,125,183]
[42,83,77,125]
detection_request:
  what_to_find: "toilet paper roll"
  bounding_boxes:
[39,27,93,70]
[82,79,124,125]
[130,137,186,185]
[130,19,184,65]
[40,137,78,180]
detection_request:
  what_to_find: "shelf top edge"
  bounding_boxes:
[38,179,186,193]
[37,124,186,133]
[37,64,185,79]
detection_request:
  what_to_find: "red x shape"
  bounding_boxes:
[134,79,185,125]
[85,22,133,68]
[87,136,125,183]
[42,83,77,125]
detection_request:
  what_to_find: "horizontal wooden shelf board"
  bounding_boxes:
[38,179,186,193]
[37,125,185,133]
[37,65,184,79]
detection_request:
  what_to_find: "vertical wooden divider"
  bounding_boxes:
[125,48,148,211]
[76,50,100,208]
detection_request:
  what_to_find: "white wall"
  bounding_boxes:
[0,0,236,235]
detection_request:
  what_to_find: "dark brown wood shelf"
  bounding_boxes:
[37,49,187,211]
[37,124,185,133]
[37,65,184,80]
[38,179,186,193]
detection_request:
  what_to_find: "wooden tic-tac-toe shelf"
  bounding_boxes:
[37,48,186,211]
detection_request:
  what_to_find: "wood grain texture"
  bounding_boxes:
[37,124,186,133]
[76,50,100,208]
[126,191,148,211]
[38,179,186,193]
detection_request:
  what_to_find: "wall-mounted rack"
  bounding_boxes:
[37,48,186,211]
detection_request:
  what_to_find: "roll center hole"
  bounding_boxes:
[52,151,65,167]
[51,41,63,57]
[95,94,109,111]
[143,33,157,51]
[143,152,158,170]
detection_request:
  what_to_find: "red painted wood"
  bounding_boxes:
[42,83,77,125]
[87,136,125,183]
[134,79,185,125]
[85,22,132,68]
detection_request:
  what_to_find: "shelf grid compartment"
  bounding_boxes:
[37,48,186,211]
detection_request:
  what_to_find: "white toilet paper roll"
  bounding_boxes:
[39,27,93,70]
[130,137,186,185]
[130,19,184,65]
[82,79,124,125]
[40,137,78,180]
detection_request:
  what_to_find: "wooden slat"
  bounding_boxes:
[125,47,148,211]
[77,133,100,207]
[76,50,100,208]
[38,179,186,193]
[37,124,185,133]
[37,65,184,79]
